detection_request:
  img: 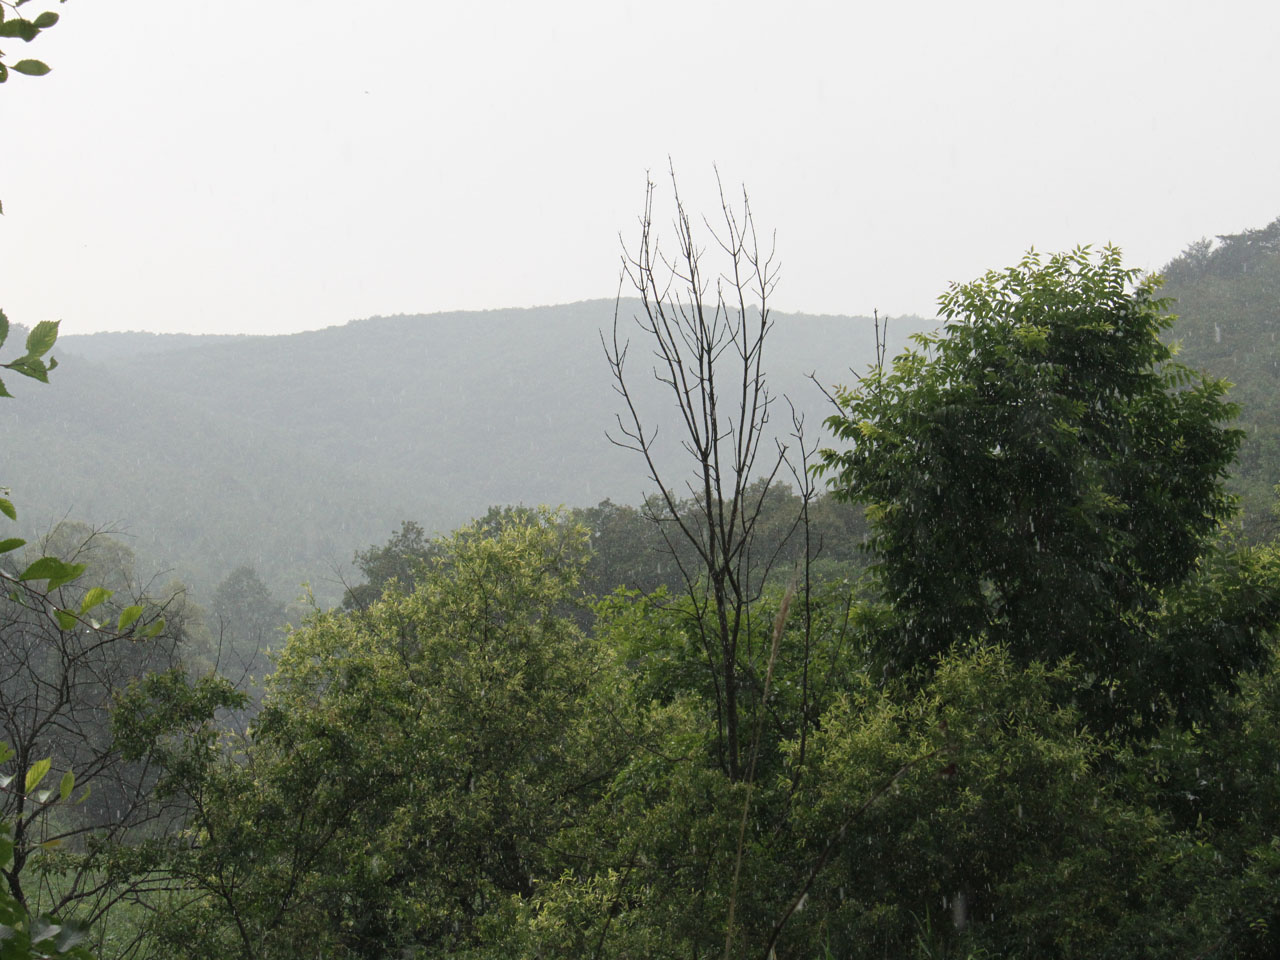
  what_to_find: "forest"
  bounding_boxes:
[5,184,1280,957]
[7,10,1280,960]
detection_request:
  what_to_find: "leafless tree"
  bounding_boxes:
[604,166,796,781]
[0,523,194,930]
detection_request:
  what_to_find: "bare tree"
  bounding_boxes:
[0,524,195,932]
[604,166,791,781]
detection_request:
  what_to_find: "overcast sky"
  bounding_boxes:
[2,0,1277,336]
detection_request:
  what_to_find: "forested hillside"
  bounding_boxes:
[10,216,1274,611]
[0,301,929,601]
[1161,216,1280,538]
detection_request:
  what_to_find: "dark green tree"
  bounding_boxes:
[210,564,284,687]
[819,247,1246,730]
[341,520,435,610]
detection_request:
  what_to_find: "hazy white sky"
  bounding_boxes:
[2,0,1278,335]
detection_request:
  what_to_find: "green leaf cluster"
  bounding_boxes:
[0,0,60,90]
[0,314,58,398]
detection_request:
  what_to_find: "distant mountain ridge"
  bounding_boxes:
[4,300,932,602]
[55,331,255,361]
[8,209,1280,609]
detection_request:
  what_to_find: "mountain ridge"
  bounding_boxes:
[7,300,931,602]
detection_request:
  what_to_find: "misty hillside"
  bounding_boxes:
[0,300,931,601]
[7,211,1277,609]
[1160,216,1280,538]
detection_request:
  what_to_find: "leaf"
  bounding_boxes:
[58,770,74,801]
[32,11,58,28]
[0,374,10,398]
[0,498,14,521]
[142,617,167,638]
[18,556,86,590]
[78,586,112,614]
[117,604,144,632]
[0,538,24,554]
[24,319,57,358]
[52,920,89,952]
[54,609,77,631]
[0,20,38,41]
[0,744,12,765]
[52,926,88,957]
[24,757,51,794]
[11,59,51,76]
[19,556,68,580]
[0,308,8,347]
[28,916,60,945]
[48,565,85,592]
[4,355,48,383]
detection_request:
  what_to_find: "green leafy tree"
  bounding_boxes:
[1142,615,1280,958]
[120,510,630,960]
[782,644,1217,960]
[818,247,1246,731]
[340,520,436,610]
[209,564,285,689]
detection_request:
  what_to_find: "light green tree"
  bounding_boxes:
[116,510,630,960]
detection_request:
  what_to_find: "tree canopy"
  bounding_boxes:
[819,246,1249,730]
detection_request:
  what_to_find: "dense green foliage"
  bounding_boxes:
[114,513,628,959]
[344,491,868,611]
[819,247,1248,733]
